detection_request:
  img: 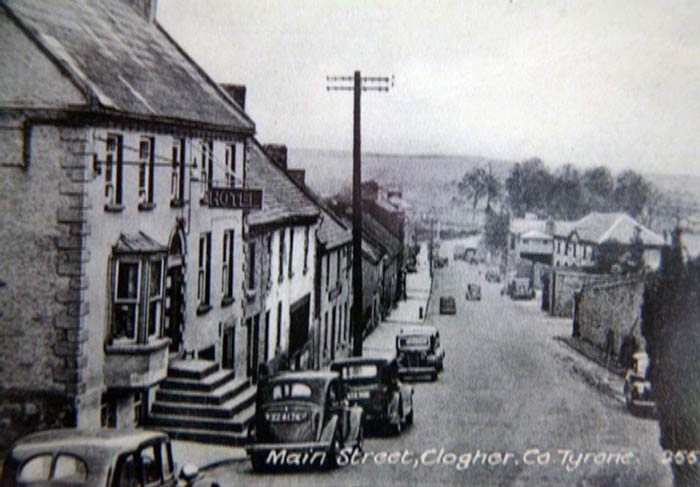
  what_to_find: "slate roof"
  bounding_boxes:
[113,231,166,254]
[511,218,548,235]
[363,212,402,260]
[317,213,352,250]
[362,237,384,265]
[521,229,552,240]
[554,212,664,246]
[4,0,253,132]
[245,141,319,228]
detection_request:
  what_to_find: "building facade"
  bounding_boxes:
[0,0,258,443]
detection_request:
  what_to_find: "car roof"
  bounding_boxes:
[399,325,438,335]
[267,370,339,384]
[330,356,395,368]
[9,428,168,459]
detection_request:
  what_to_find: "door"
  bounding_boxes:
[165,265,184,353]
[222,326,235,371]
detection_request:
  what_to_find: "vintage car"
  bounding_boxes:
[246,371,363,471]
[331,357,414,435]
[0,428,204,487]
[503,278,536,300]
[465,283,481,301]
[623,351,654,414]
[396,325,445,381]
[439,296,456,315]
[485,269,501,283]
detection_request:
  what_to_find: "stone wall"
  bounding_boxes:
[548,269,608,317]
[576,277,644,362]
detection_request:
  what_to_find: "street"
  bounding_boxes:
[201,248,672,487]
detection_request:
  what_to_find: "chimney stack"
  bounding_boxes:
[219,83,247,111]
[264,144,288,171]
[124,0,158,23]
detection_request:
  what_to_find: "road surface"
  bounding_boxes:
[200,255,672,487]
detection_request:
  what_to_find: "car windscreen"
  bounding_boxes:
[339,364,378,380]
[399,335,430,348]
[270,382,313,401]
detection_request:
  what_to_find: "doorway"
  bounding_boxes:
[222,326,235,371]
[165,230,185,354]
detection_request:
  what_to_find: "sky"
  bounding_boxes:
[157,0,700,175]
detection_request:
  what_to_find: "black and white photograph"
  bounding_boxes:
[1,1,699,486]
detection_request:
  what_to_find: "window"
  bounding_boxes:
[113,454,138,487]
[222,230,235,302]
[248,241,257,290]
[583,245,587,259]
[138,137,155,208]
[141,444,162,486]
[53,454,88,482]
[278,229,285,282]
[344,303,349,341]
[201,139,213,191]
[197,233,211,311]
[171,138,185,203]
[104,134,123,208]
[557,241,561,254]
[113,260,140,340]
[101,393,117,428]
[326,255,330,289]
[147,260,163,337]
[339,364,378,380]
[303,226,310,273]
[266,234,272,286]
[224,144,236,186]
[276,301,282,349]
[288,228,295,277]
[336,249,341,285]
[573,244,577,258]
[264,310,270,362]
[324,311,329,351]
[133,391,146,427]
[271,382,312,400]
[18,455,52,482]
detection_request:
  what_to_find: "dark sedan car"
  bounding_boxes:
[396,326,445,381]
[465,284,481,301]
[439,296,456,314]
[246,371,363,471]
[331,357,414,435]
[1,428,203,487]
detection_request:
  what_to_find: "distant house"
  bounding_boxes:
[552,212,665,270]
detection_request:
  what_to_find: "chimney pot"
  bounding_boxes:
[220,83,247,111]
[123,0,158,23]
[263,144,288,171]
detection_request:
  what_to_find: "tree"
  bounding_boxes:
[483,209,510,255]
[547,164,587,220]
[458,167,487,223]
[505,157,553,218]
[483,163,502,211]
[613,170,650,217]
[582,166,614,211]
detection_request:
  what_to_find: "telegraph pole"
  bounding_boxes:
[327,71,393,357]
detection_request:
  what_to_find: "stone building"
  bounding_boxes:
[0,0,260,444]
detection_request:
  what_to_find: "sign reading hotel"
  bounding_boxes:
[206,187,263,210]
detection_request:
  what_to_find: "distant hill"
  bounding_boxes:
[287,148,514,221]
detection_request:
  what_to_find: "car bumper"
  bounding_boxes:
[398,366,437,377]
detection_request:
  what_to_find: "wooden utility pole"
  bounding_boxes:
[327,71,393,356]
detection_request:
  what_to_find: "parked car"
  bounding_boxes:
[331,357,414,435]
[623,351,654,414]
[503,278,536,300]
[485,269,501,283]
[439,296,456,314]
[396,325,445,381]
[246,371,363,471]
[465,284,481,301]
[1,428,204,487]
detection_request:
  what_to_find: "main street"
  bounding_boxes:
[201,246,672,487]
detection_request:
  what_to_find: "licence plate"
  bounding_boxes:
[347,390,371,400]
[265,411,308,423]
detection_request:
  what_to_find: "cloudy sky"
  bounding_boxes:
[158,0,700,175]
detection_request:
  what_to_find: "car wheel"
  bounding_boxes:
[624,381,637,415]
[406,407,414,425]
[391,404,403,435]
[326,429,341,469]
[430,371,438,381]
[251,453,268,473]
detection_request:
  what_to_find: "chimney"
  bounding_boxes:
[263,144,287,171]
[124,0,158,23]
[288,169,306,187]
[220,83,246,111]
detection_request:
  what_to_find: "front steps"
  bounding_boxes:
[148,360,256,445]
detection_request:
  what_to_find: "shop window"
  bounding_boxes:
[111,253,165,344]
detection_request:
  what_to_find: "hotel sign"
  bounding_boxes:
[206,187,263,210]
